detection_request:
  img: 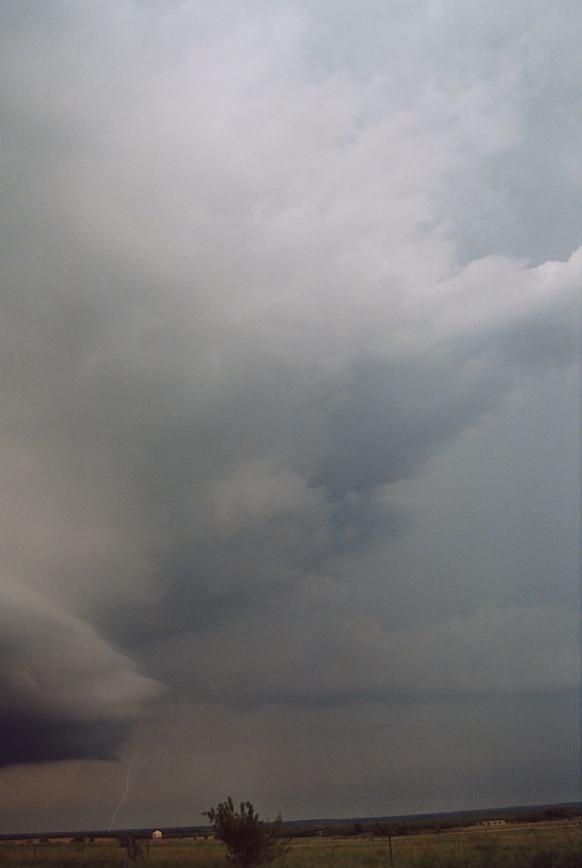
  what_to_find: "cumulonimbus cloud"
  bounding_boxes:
[0,0,579,770]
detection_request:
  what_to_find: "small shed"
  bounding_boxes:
[151,830,163,841]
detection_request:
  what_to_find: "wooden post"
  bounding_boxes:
[388,834,394,867]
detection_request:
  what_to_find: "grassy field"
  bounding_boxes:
[1,821,580,867]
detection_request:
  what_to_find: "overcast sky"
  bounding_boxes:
[1,0,580,833]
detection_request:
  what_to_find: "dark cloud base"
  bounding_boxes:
[0,713,129,768]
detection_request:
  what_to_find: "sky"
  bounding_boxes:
[0,0,580,833]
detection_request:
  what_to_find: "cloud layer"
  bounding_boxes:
[0,0,579,820]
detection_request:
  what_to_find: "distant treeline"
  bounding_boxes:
[283,805,581,839]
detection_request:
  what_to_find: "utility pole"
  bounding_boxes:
[388,833,394,866]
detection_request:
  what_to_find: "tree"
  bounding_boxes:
[118,834,143,867]
[204,797,288,866]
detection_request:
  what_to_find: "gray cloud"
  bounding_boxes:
[141,598,579,710]
[0,0,579,821]
[0,581,160,767]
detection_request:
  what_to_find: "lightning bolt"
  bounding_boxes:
[108,730,141,832]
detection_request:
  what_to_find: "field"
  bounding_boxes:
[1,821,580,868]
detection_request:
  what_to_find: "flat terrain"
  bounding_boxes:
[0,820,580,867]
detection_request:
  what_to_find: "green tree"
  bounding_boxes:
[204,797,288,866]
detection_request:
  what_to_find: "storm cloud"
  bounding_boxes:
[0,0,579,825]
[0,580,160,767]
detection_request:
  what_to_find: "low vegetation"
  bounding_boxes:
[203,798,288,866]
[0,807,580,867]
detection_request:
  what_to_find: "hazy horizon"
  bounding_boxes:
[4,797,582,838]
